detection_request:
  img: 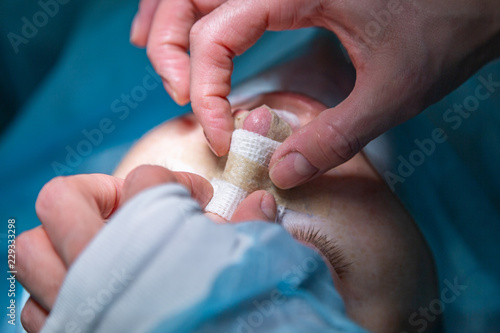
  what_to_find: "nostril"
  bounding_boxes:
[242,105,295,142]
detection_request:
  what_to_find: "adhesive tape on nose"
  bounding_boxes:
[205,104,295,222]
[205,129,285,221]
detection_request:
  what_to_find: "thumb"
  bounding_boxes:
[230,190,277,223]
[189,0,322,156]
[269,76,415,189]
[121,165,213,207]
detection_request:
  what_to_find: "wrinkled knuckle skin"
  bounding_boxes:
[145,48,162,77]
[190,17,219,53]
[145,45,160,68]
[318,122,361,166]
[35,176,69,223]
[189,19,205,43]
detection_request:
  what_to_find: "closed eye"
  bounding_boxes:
[287,224,352,278]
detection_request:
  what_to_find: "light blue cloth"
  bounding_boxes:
[41,183,367,333]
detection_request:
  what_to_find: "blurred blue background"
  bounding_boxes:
[0,0,499,332]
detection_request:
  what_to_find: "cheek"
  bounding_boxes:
[166,128,222,179]
[326,201,426,312]
[115,116,223,179]
[297,240,349,297]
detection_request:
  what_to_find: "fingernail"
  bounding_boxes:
[270,152,318,189]
[203,131,219,156]
[163,80,180,105]
[130,15,139,42]
[260,193,276,221]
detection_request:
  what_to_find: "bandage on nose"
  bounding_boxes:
[205,105,292,221]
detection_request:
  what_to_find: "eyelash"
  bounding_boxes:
[287,225,351,278]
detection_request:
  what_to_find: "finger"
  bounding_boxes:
[189,0,265,156]
[174,171,214,208]
[21,297,48,333]
[121,165,177,203]
[146,0,194,105]
[230,190,276,223]
[204,211,226,223]
[269,69,419,189]
[121,165,213,207]
[189,0,307,156]
[35,175,124,267]
[16,226,66,311]
[130,0,161,47]
[146,0,225,105]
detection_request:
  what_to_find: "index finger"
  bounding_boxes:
[35,175,124,267]
[189,0,270,156]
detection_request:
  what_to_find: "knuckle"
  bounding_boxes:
[316,119,361,165]
[191,97,230,125]
[145,43,165,72]
[145,44,157,63]
[189,19,206,41]
[190,18,223,54]
[145,46,162,72]
[35,177,69,222]
[14,231,31,276]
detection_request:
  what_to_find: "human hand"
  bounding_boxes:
[17,165,276,332]
[131,0,500,188]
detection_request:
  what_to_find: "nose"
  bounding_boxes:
[240,104,299,141]
[232,91,326,130]
[205,105,294,221]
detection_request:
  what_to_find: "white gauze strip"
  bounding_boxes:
[229,129,280,167]
[205,129,282,221]
[206,179,248,221]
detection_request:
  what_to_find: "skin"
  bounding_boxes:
[16,167,277,332]
[130,0,500,189]
[17,91,439,332]
[114,91,439,332]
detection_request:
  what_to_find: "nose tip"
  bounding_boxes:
[242,105,272,136]
[243,105,292,142]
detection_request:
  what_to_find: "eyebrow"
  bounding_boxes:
[286,224,351,278]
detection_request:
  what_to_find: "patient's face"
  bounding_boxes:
[114,92,438,333]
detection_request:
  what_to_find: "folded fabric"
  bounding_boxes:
[41,183,367,333]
